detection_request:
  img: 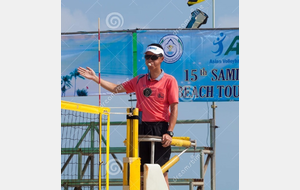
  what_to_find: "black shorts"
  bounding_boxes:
[139,121,171,172]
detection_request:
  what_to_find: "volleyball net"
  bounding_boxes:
[61,100,110,190]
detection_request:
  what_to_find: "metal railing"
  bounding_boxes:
[61,101,218,190]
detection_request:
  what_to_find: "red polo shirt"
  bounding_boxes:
[122,70,178,122]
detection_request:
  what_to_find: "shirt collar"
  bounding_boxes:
[148,69,165,81]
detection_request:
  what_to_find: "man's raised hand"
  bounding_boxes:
[78,67,97,81]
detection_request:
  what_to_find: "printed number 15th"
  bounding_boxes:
[184,69,207,81]
[184,69,197,81]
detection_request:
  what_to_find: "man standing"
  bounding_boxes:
[78,43,178,189]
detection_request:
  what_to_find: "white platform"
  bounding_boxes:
[143,164,168,190]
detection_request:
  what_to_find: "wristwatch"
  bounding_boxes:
[166,131,174,137]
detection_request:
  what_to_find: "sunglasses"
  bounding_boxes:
[144,54,161,61]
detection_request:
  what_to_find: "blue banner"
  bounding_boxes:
[136,29,239,101]
[61,32,133,97]
[61,29,239,101]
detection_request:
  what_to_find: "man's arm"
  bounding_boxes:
[78,67,126,93]
[168,103,178,132]
[162,103,178,147]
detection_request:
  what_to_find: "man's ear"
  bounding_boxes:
[161,56,164,62]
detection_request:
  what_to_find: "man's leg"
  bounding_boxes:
[139,122,150,190]
[164,172,169,190]
[153,122,171,190]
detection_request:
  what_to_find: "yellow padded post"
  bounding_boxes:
[171,138,191,147]
[132,108,139,157]
[123,108,140,189]
[161,155,180,174]
[172,136,190,141]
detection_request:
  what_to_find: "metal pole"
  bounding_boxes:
[82,156,92,177]
[90,125,94,190]
[200,150,204,179]
[98,18,101,107]
[98,114,102,189]
[78,151,82,180]
[212,0,215,28]
[189,182,194,190]
[61,154,74,174]
[106,113,110,190]
[210,102,217,190]
[151,141,155,164]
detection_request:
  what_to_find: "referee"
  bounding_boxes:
[78,43,179,189]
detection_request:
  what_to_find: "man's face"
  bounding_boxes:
[144,52,164,70]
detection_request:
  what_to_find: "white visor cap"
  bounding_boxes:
[145,45,165,56]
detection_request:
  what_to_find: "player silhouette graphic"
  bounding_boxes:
[212,32,226,56]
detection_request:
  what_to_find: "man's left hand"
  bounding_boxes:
[162,134,172,147]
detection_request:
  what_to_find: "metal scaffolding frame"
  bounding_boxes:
[61,102,218,190]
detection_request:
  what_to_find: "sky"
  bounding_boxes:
[61,0,239,32]
[61,1,239,190]
[2,1,300,190]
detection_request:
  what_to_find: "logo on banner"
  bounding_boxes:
[212,32,226,56]
[159,35,183,63]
